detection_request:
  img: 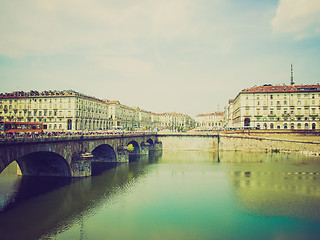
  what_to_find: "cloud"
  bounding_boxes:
[0,0,197,57]
[271,0,320,38]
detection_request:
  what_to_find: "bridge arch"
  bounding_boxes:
[17,151,71,177]
[127,141,140,154]
[146,138,154,151]
[92,144,117,162]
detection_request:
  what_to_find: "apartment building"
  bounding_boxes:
[0,90,109,131]
[105,101,156,130]
[195,112,224,130]
[229,84,320,130]
[157,112,195,130]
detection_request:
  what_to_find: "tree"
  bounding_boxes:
[127,144,134,152]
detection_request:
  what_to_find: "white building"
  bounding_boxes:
[228,84,320,130]
[105,101,156,130]
[224,99,234,129]
[157,112,195,131]
[195,112,224,130]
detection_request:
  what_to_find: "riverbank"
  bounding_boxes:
[232,132,320,144]
[157,132,320,156]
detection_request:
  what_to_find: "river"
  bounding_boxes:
[1,151,320,240]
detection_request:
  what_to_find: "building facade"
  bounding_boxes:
[0,90,162,132]
[224,99,234,129]
[195,112,224,130]
[135,107,157,130]
[0,90,109,131]
[105,101,156,130]
[229,84,320,130]
[157,112,195,131]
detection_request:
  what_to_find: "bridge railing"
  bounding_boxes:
[0,131,157,144]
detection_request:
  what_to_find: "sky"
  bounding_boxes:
[0,0,320,117]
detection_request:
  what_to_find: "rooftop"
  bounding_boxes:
[241,84,320,94]
[0,90,104,102]
[196,112,224,117]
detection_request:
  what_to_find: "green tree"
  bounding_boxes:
[127,144,134,152]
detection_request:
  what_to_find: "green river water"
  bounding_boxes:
[0,150,320,240]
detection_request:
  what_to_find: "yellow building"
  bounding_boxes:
[0,90,109,131]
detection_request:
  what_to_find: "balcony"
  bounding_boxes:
[254,114,262,117]
[268,114,276,117]
[295,114,304,117]
[309,114,318,117]
[282,113,290,117]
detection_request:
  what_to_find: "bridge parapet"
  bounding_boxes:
[0,132,161,177]
[0,132,157,144]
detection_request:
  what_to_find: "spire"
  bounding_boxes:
[290,64,294,85]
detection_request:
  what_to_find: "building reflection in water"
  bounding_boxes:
[226,152,320,221]
[0,151,162,240]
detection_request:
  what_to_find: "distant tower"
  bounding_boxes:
[290,64,294,85]
[217,104,220,112]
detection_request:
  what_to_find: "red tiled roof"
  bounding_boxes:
[241,84,320,94]
[157,112,189,117]
[196,112,224,117]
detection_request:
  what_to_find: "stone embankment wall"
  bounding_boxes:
[158,133,320,155]
[219,135,320,154]
[158,134,218,151]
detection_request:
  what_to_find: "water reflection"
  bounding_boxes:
[0,153,159,240]
[160,150,219,163]
[0,150,319,240]
[229,166,320,221]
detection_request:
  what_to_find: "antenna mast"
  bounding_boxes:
[290,64,294,85]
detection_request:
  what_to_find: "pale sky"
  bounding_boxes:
[1,0,320,117]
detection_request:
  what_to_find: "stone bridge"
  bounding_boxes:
[0,133,161,177]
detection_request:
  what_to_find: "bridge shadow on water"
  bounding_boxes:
[0,150,162,240]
